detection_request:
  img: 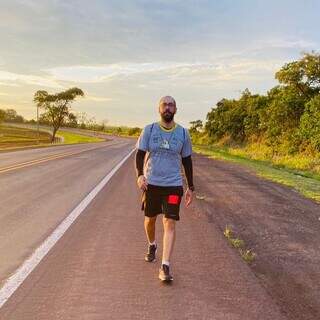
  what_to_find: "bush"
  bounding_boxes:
[299,95,320,151]
[128,127,141,136]
[0,109,5,124]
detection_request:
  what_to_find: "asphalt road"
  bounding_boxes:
[0,137,135,286]
[0,140,287,320]
[193,154,320,320]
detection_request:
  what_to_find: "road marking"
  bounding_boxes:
[0,152,78,173]
[0,142,121,174]
[0,148,136,308]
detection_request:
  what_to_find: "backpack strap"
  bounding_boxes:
[179,126,187,156]
[147,122,155,151]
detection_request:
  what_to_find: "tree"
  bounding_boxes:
[243,94,268,140]
[198,52,320,154]
[66,113,78,127]
[205,99,230,142]
[34,87,84,142]
[189,120,203,133]
[0,109,5,124]
[99,119,109,131]
[76,112,89,129]
[299,95,320,151]
[4,109,25,123]
[86,116,97,130]
[115,127,122,135]
[205,96,248,143]
[262,86,306,153]
[39,113,51,125]
[275,52,320,99]
[128,127,141,136]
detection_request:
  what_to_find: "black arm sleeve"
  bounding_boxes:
[135,149,146,178]
[182,155,194,189]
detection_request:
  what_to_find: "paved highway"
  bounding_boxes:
[0,138,287,319]
[0,137,135,286]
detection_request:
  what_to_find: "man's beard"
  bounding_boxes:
[161,111,174,123]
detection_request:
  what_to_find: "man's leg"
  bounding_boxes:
[144,216,157,244]
[144,215,158,262]
[162,217,176,264]
[159,217,176,281]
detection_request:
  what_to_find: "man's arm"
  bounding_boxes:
[135,125,151,191]
[181,128,194,207]
[135,149,146,178]
[182,155,194,191]
[135,149,148,191]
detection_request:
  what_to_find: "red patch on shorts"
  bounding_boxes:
[168,195,180,205]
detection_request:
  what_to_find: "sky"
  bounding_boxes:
[0,0,319,128]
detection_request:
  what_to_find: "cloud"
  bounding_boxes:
[0,53,286,97]
[44,58,283,85]
[262,39,317,49]
[0,81,19,87]
[85,95,114,102]
[45,62,206,83]
[0,70,63,88]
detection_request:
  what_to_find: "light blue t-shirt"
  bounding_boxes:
[136,122,192,186]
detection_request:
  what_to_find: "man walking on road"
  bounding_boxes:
[135,95,194,282]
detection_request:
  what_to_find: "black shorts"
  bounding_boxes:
[141,184,184,221]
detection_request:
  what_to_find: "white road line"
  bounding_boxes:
[0,148,136,308]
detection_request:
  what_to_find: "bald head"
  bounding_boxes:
[159,96,176,107]
[158,95,177,123]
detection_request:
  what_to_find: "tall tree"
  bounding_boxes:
[275,52,320,98]
[34,87,84,142]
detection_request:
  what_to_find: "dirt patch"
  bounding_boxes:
[193,153,320,320]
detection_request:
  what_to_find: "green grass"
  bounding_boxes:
[0,125,51,149]
[223,226,256,264]
[56,130,105,144]
[239,249,256,263]
[87,125,141,138]
[194,144,320,202]
[0,125,105,151]
[227,142,320,175]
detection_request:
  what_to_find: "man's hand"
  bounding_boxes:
[137,175,148,191]
[184,188,193,207]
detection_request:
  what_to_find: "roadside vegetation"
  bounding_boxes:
[190,52,320,202]
[56,130,104,144]
[33,87,84,142]
[0,107,142,138]
[0,125,51,149]
[0,124,104,150]
[223,225,256,264]
[0,87,139,149]
[92,125,141,137]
